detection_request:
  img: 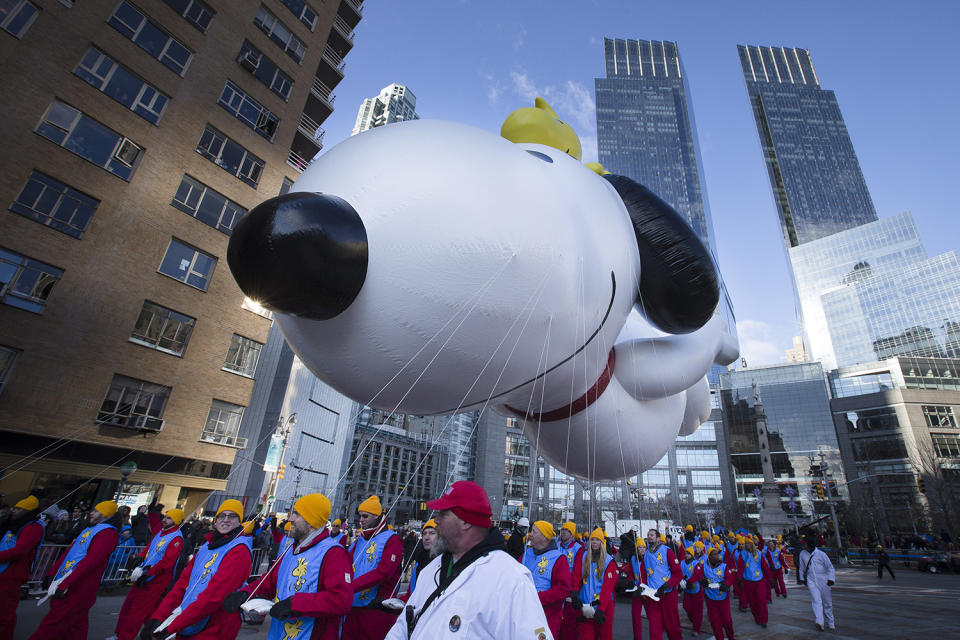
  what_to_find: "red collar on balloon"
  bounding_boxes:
[505,348,616,423]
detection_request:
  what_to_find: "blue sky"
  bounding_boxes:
[321,0,959,366]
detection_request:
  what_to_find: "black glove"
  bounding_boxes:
[222,590,248,612]
[655,585,668,597]
[827,580,834,586]
[135,573,150,588]
[571,594,583,610]
[590,599,601,608]
[594,609,606,625]
[126,555,143,570]
[53,587,68,600]
[139,619,159,640]
[700,580,709,590]
[270,597,298,620]
[720,583,729,593]
[784,567,789,575]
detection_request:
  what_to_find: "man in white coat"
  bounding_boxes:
[385,481,553,640]
[797,537,836,632]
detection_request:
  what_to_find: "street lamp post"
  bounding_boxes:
[115,460,138,501]
[265,413,296,514]
[817,451,845,562]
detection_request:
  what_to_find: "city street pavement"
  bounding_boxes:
[13,565,960,639]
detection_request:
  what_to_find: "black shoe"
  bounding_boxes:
[816,623,824,632]
[760,623,767,628]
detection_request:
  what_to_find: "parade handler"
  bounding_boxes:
[642,528,683,640]
[386,481,552,639]
[572,528,617,640]
[30,500,120,640]
[224,493,353,640]
[558,521,585,640]
[0,495,45,640]
[112,508,185,640]
[702,547,736,640]
[342,495,403,640]
[737,537,771,628]
[798,536,836,632]
[680,546,705,636]
[521,520,571,639]
[140,500,252,640]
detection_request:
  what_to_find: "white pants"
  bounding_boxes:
[808,581,834,627]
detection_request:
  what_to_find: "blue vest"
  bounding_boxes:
[680,559,701,594]
[703,562,728,601]
[559,540,582,573]
[0,519,45,574]
[267,535,339,640]
[726,542,737,556]
[644,545,674,593]
[765,547,781,570]
[142,528,183,584]
[578,552,614,604]
[56,521,115,580]
[630,554,642,587]
[179,535,252,636]
[742,550,763,582]
[521,546,563,592]
[409,559,422,594]
[350,529,397,606]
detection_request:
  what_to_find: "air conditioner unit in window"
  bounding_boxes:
[238,50,260,72]
[235,437,248,449]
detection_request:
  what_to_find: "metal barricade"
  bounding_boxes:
[25,544,69,595]
[103,545,147,586]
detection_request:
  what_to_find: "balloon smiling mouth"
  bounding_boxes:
[437,271,617,413]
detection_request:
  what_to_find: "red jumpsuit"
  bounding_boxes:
[577,558,617,640]
[642,546,683,640]
[341,532,403,640]
[703,563,736,640]
[0,520,44,640]
[560,543,584,640]
[149,535,252,639]
[629,554,646,640]
[114,527,183,640]
[533,551,572,639]
[737,551,771,626]
[766,547,787,598]
[242,530,354,640]
[29,524,118,640]
[681,561,705,635]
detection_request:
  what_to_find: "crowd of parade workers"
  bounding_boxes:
[0,483,841,639]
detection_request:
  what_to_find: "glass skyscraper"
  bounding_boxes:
[738,45,877,249]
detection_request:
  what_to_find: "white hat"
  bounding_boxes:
[517,517,530,527]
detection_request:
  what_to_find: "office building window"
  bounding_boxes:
[236,40,292,101]
[0,247,62,314]
[242,296,272,319]
[10,171,98,238]
[74,47,169,124]
[162,0,214,33]
[108,2,193,76]
[843,407,900,433]
[130,301,195,356]
[201,400,245,446]
[36,100,143,181]
[97,374,170,431]
[923,405,957,429]
[171,175,245,234]
[196,125,264,188]
[158,238,216,291]
[223,334,262,378]
[852,434,909,461]
[218,81,279,140]
[931,433,960,458]
[1,0,38,37]
[279,177,294,195]
[253,5,305,63]
[279,0,316,30]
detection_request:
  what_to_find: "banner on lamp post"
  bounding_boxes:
[263,433,284,473]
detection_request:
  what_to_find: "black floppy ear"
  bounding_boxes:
[603,174,719,334]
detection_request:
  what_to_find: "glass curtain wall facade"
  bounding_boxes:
[738,45,877,249]
[720,362,846,523]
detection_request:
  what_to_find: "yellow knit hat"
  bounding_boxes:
[701,530,710,538]
[284,521,292,531]
[15,495,39,511]
[533,521,555,540]
[423,518,437,530]
[95,500,118,518]
[332,519,342,526]
[561,521,577,536]
[684,524,694,532]
[712,535,720,543]
[684,546,695,557]
[165,508,184,526]
[294,493,332,529]
[590,527,605,541]
[357,495,382,516]
[216,499,244,520]
[659,533,666,542]
[241,520,256,535]
[637,537,646,547]
[694,540,705,550]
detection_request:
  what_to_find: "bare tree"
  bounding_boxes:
[911,436,960,537]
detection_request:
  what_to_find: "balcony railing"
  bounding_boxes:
[322,46,345,72]
[333,15,354,41]
[287,149,310,173]
[298,114,325,147]
[311,77,336,107]
[342,0,363,14]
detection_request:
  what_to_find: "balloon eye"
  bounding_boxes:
[526,150,553,163]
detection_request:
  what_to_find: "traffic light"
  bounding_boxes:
[815,482,825,499]
[917,476,926,493]
[278,463,286,479]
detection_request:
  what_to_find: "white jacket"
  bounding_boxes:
[385,549,553,640]
[798,548,835,587]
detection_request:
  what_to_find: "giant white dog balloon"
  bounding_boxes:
[227,100,739,480]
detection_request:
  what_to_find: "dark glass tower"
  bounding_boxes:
[596,38,714,251]
[738,45,878,249]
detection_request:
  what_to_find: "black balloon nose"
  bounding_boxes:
[227,192,368,320]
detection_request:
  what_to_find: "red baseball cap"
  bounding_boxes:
[427,481,492,528]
